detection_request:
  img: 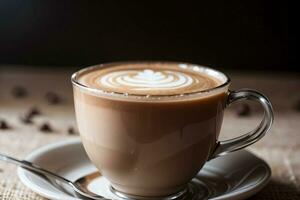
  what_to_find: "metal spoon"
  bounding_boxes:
[0,153,110,200]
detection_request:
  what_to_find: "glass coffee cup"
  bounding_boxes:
[72,61,273,199]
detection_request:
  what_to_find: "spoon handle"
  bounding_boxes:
[0,153,71,185]
[0,153,111,200]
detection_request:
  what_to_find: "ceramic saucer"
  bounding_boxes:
[18,138,271,200]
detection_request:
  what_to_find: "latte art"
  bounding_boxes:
[99,69,195,91]
[78,63,223,96]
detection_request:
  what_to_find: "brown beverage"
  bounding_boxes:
[73,62,229,197]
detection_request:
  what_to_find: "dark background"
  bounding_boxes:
[0,1,291,71]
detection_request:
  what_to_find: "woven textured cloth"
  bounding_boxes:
[0,68,299,199]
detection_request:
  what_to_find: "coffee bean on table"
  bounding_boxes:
[27,107,41,117]
[11,86,28,98]
[20,114,33,124]
[67,127,77,135]
[39,123,53,133]
[45,92,62,105]
[0,119,10,130]
[20,107,41,124]
[236,103,251,117]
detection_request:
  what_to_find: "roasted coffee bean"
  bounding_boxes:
[236,103,251,117]
[39,123,53,133]
[0,120,10,130]
[28,107,41,117]
[67,127,77,135]
[45,92,62,104]
[20,107,41,124]
[11,86,28,98]
[20,115,33,124]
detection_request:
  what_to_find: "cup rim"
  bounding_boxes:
[71,61,231,100]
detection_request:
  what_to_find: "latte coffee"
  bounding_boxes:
[72,62,273,198]
[73,62,227,196]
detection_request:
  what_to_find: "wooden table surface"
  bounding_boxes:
[0,67,300,200]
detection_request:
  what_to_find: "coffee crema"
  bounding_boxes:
[78,63,223,95]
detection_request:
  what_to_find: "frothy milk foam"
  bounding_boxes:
[78,62,223,96]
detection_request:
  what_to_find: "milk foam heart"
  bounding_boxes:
[99,69,194,91]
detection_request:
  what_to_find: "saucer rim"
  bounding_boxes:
[18,138,81,200]
[17,138,271,200]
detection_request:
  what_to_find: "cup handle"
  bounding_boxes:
[209,89,274,160]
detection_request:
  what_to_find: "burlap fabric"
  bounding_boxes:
[0,68,299,199]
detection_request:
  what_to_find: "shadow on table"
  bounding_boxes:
[248,179,300,200]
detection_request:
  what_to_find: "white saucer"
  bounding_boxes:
[18,138,271,200]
